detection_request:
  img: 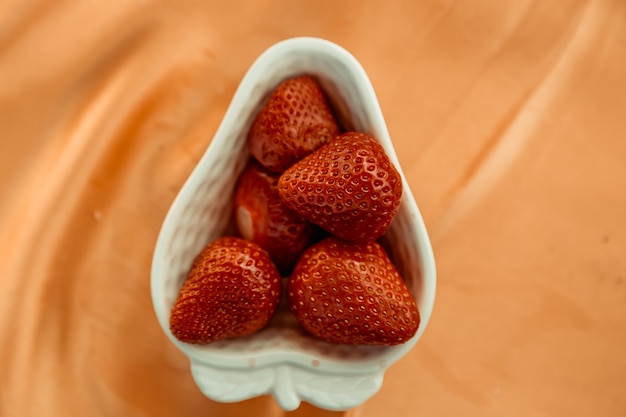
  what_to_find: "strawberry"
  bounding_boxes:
[287,237,419,345]
[247,75,340,173]
[169,237,281,344]
[234,159,317,275]
[278,132,403,243]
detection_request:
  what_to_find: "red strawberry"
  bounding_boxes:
[169,237,281,344]
[278,132,403,243]
[248,75,340,173]
[287,237,419,345]
[234,159,317,275]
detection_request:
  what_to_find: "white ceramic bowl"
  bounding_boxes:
[151,37,436,411]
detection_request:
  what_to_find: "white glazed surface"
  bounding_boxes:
[151,37,436,411]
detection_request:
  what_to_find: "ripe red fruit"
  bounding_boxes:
[287,237,420,345]
[278,132,403,243]
[169,237,281,344]
[247,75,340,173]
[234,159,317,275]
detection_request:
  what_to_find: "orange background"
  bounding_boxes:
[1,0,625,416]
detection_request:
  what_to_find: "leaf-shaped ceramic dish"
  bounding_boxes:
[151,37,436,411]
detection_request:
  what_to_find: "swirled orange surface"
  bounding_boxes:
[1,1,625,416]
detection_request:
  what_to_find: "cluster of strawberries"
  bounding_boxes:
[169,76,420,346]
